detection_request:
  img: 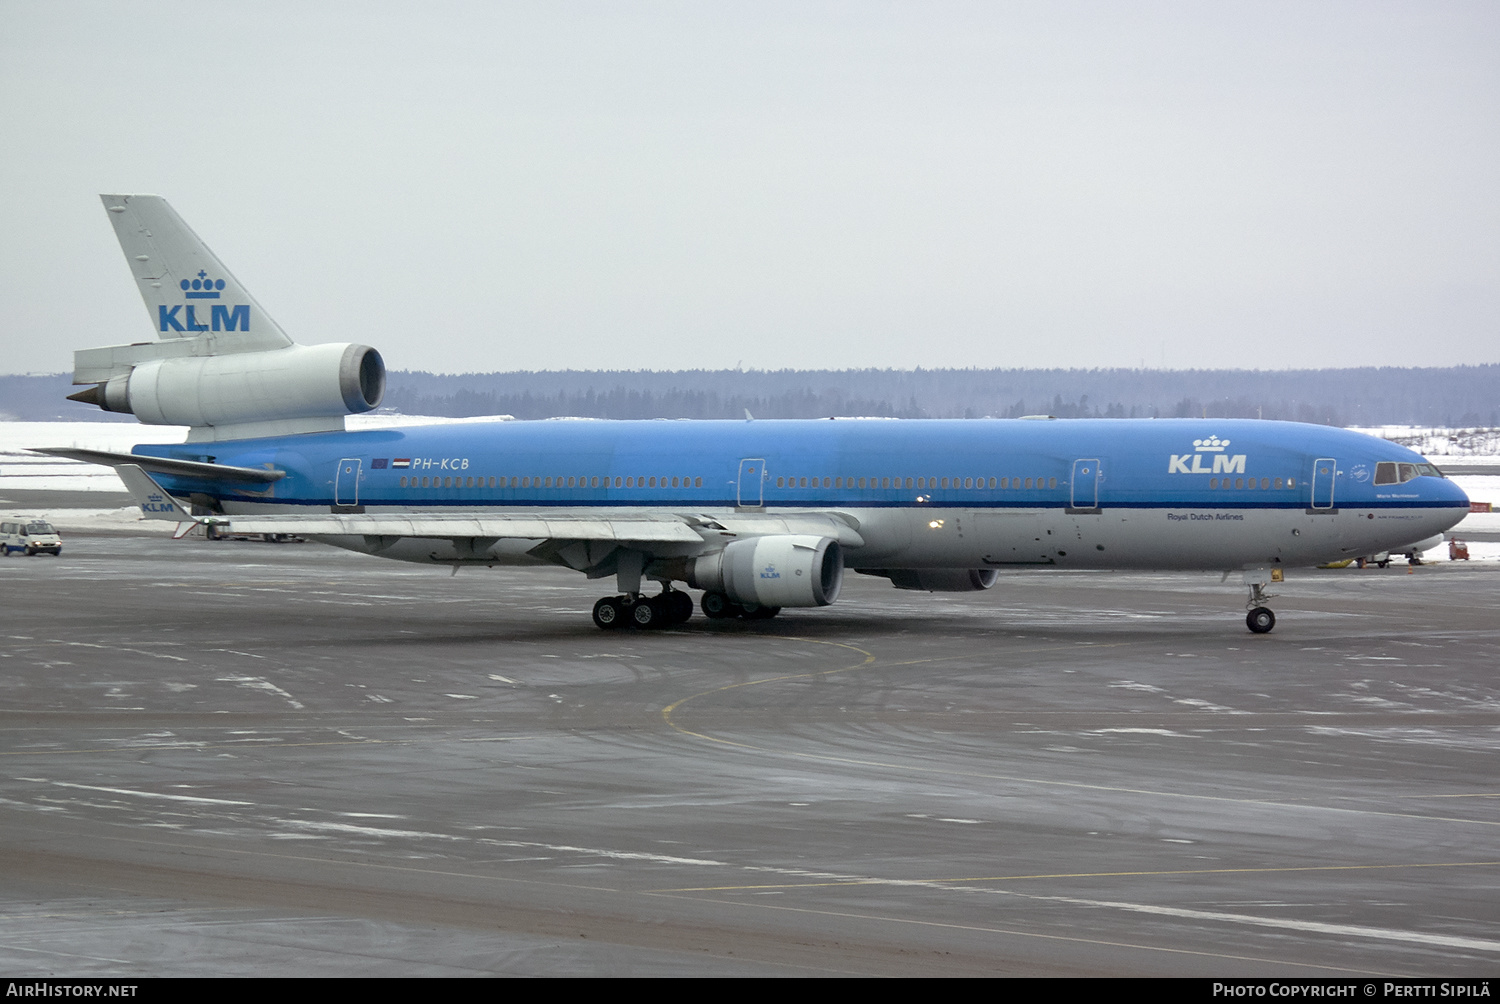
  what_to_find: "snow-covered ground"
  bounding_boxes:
[1349,425,1500,466]
[2,419,1498,560]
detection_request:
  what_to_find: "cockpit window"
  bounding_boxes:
[1375,461,1446,485]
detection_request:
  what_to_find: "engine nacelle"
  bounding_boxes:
[865,568,999,592]
[688,535,844,607]
[89,342,384,429]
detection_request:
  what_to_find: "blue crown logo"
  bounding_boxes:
[180,270,225,299]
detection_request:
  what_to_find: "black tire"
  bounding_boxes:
[592,596,624,630]
[26,547,36,557]
[701,592,734,619]
[745,605,781,620]
[668,592,694,624]
[631,599,658,629]
[1246,607,1276,634]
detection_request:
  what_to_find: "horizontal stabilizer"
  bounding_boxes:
[32,447,286,484]
[115,464,196,521]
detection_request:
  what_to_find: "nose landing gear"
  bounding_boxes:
[1245,578,1278,634]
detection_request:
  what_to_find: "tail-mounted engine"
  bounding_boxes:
[70,342,384,437]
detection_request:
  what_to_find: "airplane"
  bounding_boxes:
[41,194,1471,633]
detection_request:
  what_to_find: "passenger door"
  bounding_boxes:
[1069,458,1101,513]
[1311,457,1336,510]
[737,458,766,511]
[335,458,362,506]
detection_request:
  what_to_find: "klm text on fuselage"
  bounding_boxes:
[1168,453,1247,475]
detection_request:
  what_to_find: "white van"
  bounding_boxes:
[0,519,63,556]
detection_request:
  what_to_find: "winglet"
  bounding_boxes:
[116,464,197,522]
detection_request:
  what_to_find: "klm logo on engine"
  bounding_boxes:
[1168,435,1247,475]
[159,271,251,332]
[759,564,782,580]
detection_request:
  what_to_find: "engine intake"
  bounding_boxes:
[688,535,843,607]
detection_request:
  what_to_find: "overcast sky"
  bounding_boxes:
[1,1,1496,376]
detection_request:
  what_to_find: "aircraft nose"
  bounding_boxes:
[1437,477,1470,507]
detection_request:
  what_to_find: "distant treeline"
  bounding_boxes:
[382,365,1500,427]
[5,365,1497,427]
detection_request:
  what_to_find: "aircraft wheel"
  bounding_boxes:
[631,598,659,629]
[592,596,625,630]
[1246,607,1275,634]
[745,605,781,620]
[701,592,735,619]
[668,591,694,624]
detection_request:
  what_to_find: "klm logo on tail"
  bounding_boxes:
[159,270,251,332]
[1168,435,1247,475]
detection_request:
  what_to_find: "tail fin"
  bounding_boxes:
[100,194,291,352]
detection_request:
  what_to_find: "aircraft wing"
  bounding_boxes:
[208,512,707,543]
[112,465,864,549]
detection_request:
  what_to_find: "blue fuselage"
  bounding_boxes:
[131,417,1468,574]
[137,417,1467,516]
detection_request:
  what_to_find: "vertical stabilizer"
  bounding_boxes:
[100,194,292,352]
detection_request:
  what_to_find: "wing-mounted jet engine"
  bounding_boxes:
[68,195,384,443]
[683,534,844,620]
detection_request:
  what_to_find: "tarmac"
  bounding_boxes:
[0,526,1497,976]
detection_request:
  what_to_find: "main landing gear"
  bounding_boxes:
[1245,580,1277,634]
[592,589,695,630]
